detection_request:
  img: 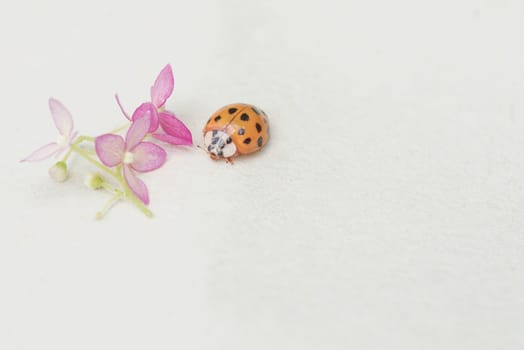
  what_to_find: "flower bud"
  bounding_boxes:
[84,172,104,190]
[48,161,68,182]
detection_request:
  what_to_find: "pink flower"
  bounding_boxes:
[22,98,77,162]
[115,64,192,146]
[95,115,166,205]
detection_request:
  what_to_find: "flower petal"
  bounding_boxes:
[130,141,166,172]
[126,112,152,150]
[94,134,125,167]
[49,98,73,137]
[150,64,174,108]
[21,142,61,162]
[131,102,158,133]
[152,133,193,146]
[123,165,149,205]
[158,111,193,145]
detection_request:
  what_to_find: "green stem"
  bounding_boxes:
[110,123,130,134]
[61,148,74,163]
[124,187,153,218]
[71,145,119,178]
[101,181,118,194]
[61,135,95,162]
[76,135,95,142]
[96,192,124,220]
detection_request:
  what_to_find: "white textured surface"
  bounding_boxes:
[1,0,524,349]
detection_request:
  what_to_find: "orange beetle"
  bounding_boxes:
[203,103,269,162]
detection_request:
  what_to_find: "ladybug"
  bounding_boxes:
[203,103,269,162]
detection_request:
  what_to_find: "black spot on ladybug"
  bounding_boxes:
[243,137,252,145]
[217,150,223,157]
[257,136,263,147]
[212,130,218,136]
[228,108,237,114]
[226,137,232,144]
[214,115,221,122]
[240,113,249,121]
[251,107,260,115]
[212,137,219,144]
[238,128,245,136]
[255,123,262,133]
[207,145,212,151]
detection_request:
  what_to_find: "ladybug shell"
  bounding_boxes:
[203,103,269,157]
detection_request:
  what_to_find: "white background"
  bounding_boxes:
[1,0,523,349]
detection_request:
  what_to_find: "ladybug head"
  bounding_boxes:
[203,130,236,159]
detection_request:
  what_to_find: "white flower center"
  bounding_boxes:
[56,134,68,147]
[123,151,134,164]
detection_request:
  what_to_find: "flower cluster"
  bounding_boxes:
[22,64,192,218]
